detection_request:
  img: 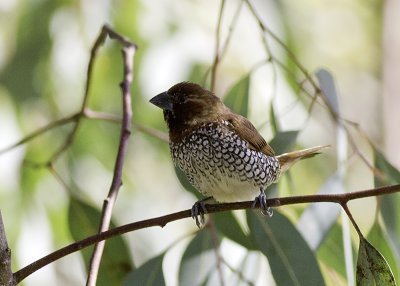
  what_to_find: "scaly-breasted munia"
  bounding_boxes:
[150,82,326,227]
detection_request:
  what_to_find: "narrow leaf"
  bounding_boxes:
[179,230,217,286]
[297,172,342,250]
[317,223,348,279]
[374,151,400,266]
[269,103,279,134]
[269,130,299,155]
[223,76,250,117]
[68,197,133,286]
[356,237,397,286]
[367,223,399,283]
[315,68,339,114]
[247,210,325,286]
[123,253,165,286]
[213,212,254,249]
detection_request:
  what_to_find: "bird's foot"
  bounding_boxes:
[191,197,212,228]
[252,189,273,217]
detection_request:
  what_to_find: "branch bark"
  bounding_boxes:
[0,211,15,286]
[13,183,400,284]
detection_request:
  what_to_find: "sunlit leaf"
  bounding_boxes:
[367,223,399,283]
[374,151,400,267]
[68,197,133,286]
[179,230,217,286]
[297,172,342,250]
[269,130,299,155]
[247,210,325,286]
[123,253,165,286]
[223,75,250,117]
[317,223,348,279]
[269,103,279,134]
[356,237,396,286]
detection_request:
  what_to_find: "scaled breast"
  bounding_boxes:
[170,121,280,200]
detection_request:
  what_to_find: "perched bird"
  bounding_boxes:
[150,82,327,227]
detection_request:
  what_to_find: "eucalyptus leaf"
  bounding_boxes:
[367,223,399,283]
[179,230,217,286]
[247,210,325,286]
[269,103,279,134]
[269,130,299,155]
[123,253,165,286]
[223,76,250,117]
[315,68,339,114]
[374,151,400,266]
[317,223,348,279]
[297,172,342,250]
[213,212,254,249]
[356,237,397,286]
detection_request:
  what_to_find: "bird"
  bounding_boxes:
[150,82,327,227]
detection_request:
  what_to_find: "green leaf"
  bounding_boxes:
[68,197,133,286]
[269,103,280,134]
[315,69,340,114]
[213,212,254,249]
[374,151,400,185]
[223,76,250,117]
[179,230,217,286]
[317,222,348,279]
[356,237,397,286]
[367,223,399,283]
[298,173,342,250]
[174,166,202,199]
[374,151,400,266]
[123,253,165,286]
[269,130,299,155]
[247,210,325,286]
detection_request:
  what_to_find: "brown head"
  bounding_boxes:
[150,82,276,156]
[150,82,228,137]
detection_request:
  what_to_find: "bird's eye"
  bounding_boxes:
[176,93,186,104]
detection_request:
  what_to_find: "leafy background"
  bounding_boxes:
[0,0,399,285]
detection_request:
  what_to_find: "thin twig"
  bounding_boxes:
[132,122,169,142]
[85,28,137,286]
[13,184,400,284]
[341,203,363,238]
[210,0,226,92]
[0,113,81,156]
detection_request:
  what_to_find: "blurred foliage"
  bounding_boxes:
[0,0,399,286]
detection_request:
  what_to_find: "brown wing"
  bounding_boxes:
[223,114,275,156]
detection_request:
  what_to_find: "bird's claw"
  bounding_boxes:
[252,189,273,217]
[191,200,208,228]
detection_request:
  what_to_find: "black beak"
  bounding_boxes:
[150,91,173,112]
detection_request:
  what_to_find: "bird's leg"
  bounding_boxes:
[252,188,273,217]
[191,196,213,228]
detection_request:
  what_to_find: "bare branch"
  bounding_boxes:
[85,26,137,286]
[13,184,400,284]
[210,0,226,92]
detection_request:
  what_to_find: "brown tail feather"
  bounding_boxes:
[277,145,330,173]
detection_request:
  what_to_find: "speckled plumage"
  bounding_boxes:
[170,120,280,202]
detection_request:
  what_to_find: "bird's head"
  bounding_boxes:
[150,82,227,131]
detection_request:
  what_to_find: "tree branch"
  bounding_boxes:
[13,184,400,284]
[0,211,15,286]
[85,27,137,286]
